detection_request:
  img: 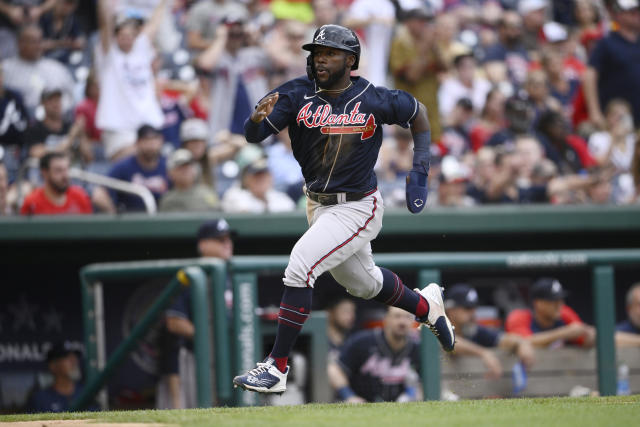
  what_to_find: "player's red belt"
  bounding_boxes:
[306,188,377,206]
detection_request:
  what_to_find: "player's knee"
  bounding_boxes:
[344,281,379,300]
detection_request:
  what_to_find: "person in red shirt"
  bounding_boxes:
[20,152,92,215]
[505,278,595,348]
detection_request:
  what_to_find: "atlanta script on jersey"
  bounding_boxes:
[259,76,418,193]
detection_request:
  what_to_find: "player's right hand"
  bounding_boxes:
[250,92,279,123]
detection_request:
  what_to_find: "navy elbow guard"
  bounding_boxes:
[406,131,431,214]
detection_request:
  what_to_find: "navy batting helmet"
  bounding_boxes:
[302,24,361,71]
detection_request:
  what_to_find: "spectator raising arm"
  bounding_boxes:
[141,0,168,41]
[97,0,114,53]
[196,25,228,72]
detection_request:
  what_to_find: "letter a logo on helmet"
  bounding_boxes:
[316,29,326,40]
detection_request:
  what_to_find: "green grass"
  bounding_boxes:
[1,396,638,427]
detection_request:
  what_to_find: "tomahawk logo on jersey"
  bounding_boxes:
[259,76,418,194]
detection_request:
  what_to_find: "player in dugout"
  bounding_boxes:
[506,278,596,348]
[233,22,455,394]
[327,307,422,403]
[444,284,535,379]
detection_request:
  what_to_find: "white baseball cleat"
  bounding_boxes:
[414,283,456,352]
[233,357,288,394]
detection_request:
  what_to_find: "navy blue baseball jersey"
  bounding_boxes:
[463,324,503,348]
[337,328,420,402]
[259,76,418,193]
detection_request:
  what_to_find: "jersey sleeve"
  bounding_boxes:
[505,309,533,337]
[473,326,503,347]
[261,88,297,134]
[376,87,419,128]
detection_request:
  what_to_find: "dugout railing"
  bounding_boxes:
[77,249,640,408]
[228,249,640,401]
[75,259,232,410]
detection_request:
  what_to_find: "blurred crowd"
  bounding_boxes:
[1,0,640,216]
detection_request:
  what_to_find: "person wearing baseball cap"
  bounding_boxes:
[157,218,236,409]
[158,148,219,213]
[445,284,535,379]
[92,123,169,213]
[506,278,596,348]
[28,342,96,413]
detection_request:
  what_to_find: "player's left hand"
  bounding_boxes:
[406,169,428,214]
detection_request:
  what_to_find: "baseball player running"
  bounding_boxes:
[234,24,455,394]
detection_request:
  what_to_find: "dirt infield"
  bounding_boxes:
[0,421,171,427]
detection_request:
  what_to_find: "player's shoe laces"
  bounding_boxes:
[415,283,456,352]
[233,357,288,394]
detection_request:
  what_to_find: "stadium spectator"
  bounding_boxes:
[95,0,165,161]
[264,130,301,197]
[264,19,308,87]
[157,218,235,409]
[313,0,341,28]
[73,70,103,167]
[486,95,535,150]
[439,98,475,159]
[505,278,596,348]
[436,155,475,207]
[469,88,506,152]
[178,118,214,188]
[615,282,640,347]
[574,0,605,54]
[0,0,56,60]
[483,10,529,86]
[185,66,212,121]
[444,284,535,379]
[92,124,168,213]
[523,69,561,125]
[588,99,636,172]
[20,151,91,215]
[389,6,444,140]
[437,51,491,124]
[221,157,295,213]
[583,0,640,128]
[0,61,29,181]
[327,307,421,403]
[0,160,9,214]
[481,136,552,204]
[196,15,270,139]
[39,0,85,65]
[343,0,397,87]
[159,148,219,213]
[535,110,597,174]
[519,0,549,52]
[25,87,84,159]
[2,23,74,117]
[27,342,95,413]
[184,0,247,52]
[376,126,414,207]
[540,48,581,119]
[326,297,356,362]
